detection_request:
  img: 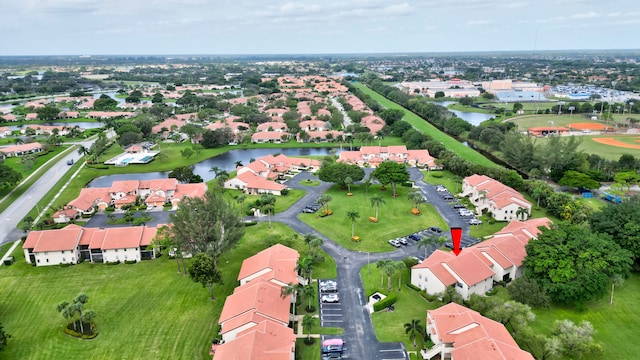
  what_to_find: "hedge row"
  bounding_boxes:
[373,293,398,312]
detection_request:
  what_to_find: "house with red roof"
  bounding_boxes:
[0,142,44,159]
[212,244,299,358]
[22,225,159,266]
[52,206,81,224]
[237,244,303,287]
[224,171,287,195]
[421,302,534,360]
[251,131,289,144]
[411,218,550,300]
[0,126,12,137]
[1,114,17,122]
[461,175,532,221]
[338,145,437,169]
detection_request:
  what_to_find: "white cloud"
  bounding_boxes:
[570,11,598,19]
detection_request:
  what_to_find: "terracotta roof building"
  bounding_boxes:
[461,175,532,221]
[421,302,534,360]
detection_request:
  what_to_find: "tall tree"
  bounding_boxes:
[0,165,22,189]
[376,259,392,288]
[404,319,424,348]
[417,234,445,259]
[169,189,245,266]
[395,261,406,290]
[590,197,640,266]
[371,161,410,197]
[302,285,316,312]
[369,194,386,220]
[281,282,302,323]
[347,210,360,237]
[524,223,633,307]
[317,194,332,213]
[317,162,365,188]
[302,314,316,342]
[188,252,222,300]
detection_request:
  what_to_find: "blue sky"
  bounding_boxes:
[2,0,639,55]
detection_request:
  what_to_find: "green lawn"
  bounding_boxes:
[295,338,321,360]
[0,222,335,359]
[360,265,442,350]
[508,113,628,129]
[299,184,448,252]
[353,83,496,167]
[529,273,640,359]
[223,188,306,215]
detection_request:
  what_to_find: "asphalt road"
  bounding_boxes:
[254,170,473,359]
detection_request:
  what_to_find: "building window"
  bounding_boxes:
[46,259,49,263]
[418,274,422,279]
[456,282,463,288]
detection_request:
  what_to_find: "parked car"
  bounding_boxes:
[429,226,443,233]
[321,294,340,303]
[319,280,337,287]
[146,205,154,211]
[388,239,401,248]
[321,353,342,360]
[396,237,408,245]
[320,284,338,292]
[469,219,483,225]
[452,204,466,209]
[302,208,316,213]
[443,195,455,201]
[436,186,448,192]
[407,234,421,241]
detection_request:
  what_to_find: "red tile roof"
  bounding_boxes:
[238,244,299,284]
[214,319,295,360]
[219,279,290,325]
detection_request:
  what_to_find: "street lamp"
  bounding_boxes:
[557,101,565,115]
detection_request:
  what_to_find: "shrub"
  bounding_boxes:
[124,260,137,264]
[280,188,289,196]
[401,182,413,187]
[430,172,444,178]
[106,261,120,265]
[406,283,421,292]
[243,220,258,226]
[59,263,71,268]
[319,209,333,217]
[420,291,439,302]
[245,209,255,216]
[373,293,398,312]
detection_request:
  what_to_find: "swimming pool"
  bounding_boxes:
[120,157,134,164]
[140,155,154,162]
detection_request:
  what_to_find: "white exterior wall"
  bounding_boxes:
[33,249,80,266]
[491,202,528,221]
[224,178,247,191]
[239,268,272,286]
[221,322,256,343]
[411,268,447,296]
[464,277,494,299]
[102,247,140,263]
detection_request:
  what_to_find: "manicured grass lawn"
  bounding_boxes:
[0,222,336,359]
[223,188,306,215]
[508,113,628,129]
[299,179,321,187]
[360,265,442,350]
[529,273,640,359]
[353,83,496,168]
[422,170,461,193]
[299,184,448,252]
[295,338,321,360]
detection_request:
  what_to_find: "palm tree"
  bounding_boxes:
[382,261,398,292]
[376,259,392,288]
[234,160,243,168]
[209,165,221,177]
[344,176,353,193]
[236,194,246,208]
[395,261,406,291]
[404,319,424,347]
[296,255,315,284]
[281,282,302,323]
[317,194,332,213]
[370,194,386,220]
[362,178,372,195]
[77,145,88,157]
[408,190,424,210]
[261,194,276,227]
[302,285,316,312]
[516,207,528,221]
[304,233,322,251]
[417,234,445,259]
[56,301,70,326]
[302,314,316,342]
[73,293,89,334]
[347,210,360,238]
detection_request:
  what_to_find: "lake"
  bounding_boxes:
[87,147,338,187]
[7,122,106,131]
[437,101,496,126]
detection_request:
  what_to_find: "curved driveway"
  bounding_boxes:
[255,168,474,359]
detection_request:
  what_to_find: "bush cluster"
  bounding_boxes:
[373,294,398,312]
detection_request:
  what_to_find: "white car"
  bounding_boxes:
[319,280,337,287]
[321,294,340,303]
[469,219,483,225]
[388,239,401,248]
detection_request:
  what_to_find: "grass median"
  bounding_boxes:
[299,183,447,252]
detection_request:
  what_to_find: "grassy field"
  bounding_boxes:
[299,184,447,252]
[535,135,640,160]
[529,272,640,359]
[223,188,306,214]
[508,113,628,129]
[353,83,496,168]
[360,265,442,350]
[0,222,335,359]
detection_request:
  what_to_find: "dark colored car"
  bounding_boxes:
[429,226,443,233]
[407,234,421,241]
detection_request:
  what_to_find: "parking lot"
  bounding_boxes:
[318,279,344,328]
[377,342,407,360]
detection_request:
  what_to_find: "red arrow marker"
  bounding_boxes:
[451,227,462,256]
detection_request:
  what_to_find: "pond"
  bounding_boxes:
[87,147,338,187]
[7,122,106,131]
[436,101,496,126]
